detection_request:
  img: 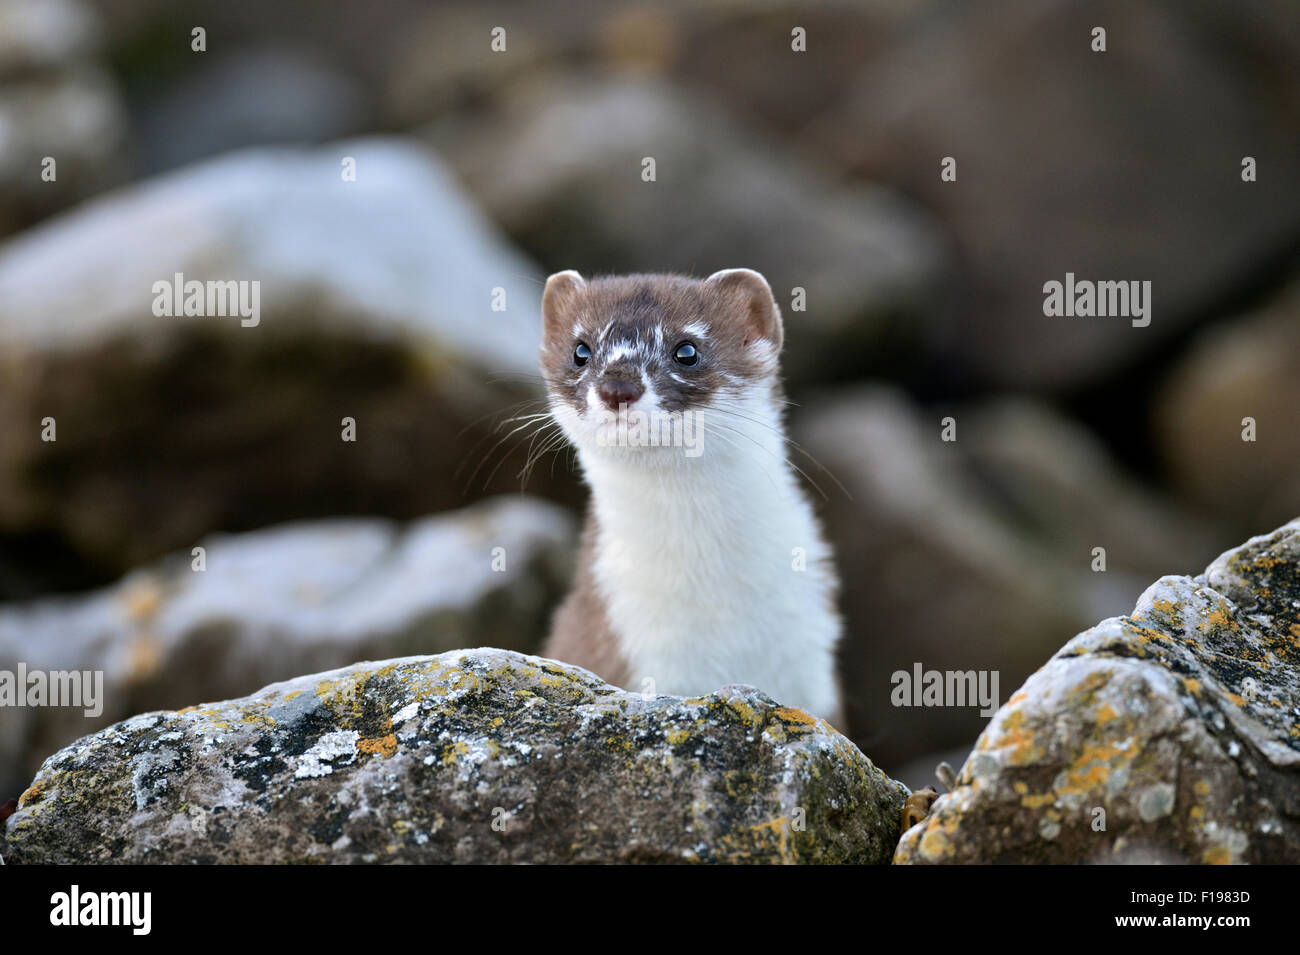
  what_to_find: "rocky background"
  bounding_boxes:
[1,0,1298,822]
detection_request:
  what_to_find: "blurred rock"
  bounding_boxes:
[0,0,98,72]
[387,0,923,134]
[0,0,129,236]
[896,517,1300,864]
[805,0,1300,390]
[796,386,1220,767]
[137,46,369,175]
[426,73,950,384]
[2,648,907,863]
[0,137,566,594]
[0,496,576,801]
[960,398,1222,623]
[1156,280,1300,539]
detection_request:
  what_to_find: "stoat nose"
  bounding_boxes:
[597,377,645,411]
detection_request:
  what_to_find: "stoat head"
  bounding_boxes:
[539,269,784,462]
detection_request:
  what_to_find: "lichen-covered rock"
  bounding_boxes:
[0,496,575,801]
[1,649,907,863]
[895,518,1300,864]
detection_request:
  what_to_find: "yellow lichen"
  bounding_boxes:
[357,734,397,758]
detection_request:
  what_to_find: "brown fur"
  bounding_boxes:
[540,272,781,418]
[540,511,631,687]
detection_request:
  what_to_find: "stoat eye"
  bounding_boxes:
[574,342,591,367]
[674,341,698,366]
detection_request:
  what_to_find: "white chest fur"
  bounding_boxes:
[576,411,842,719]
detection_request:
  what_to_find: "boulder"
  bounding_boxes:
[895,517,1300,864]
[804,0,1300,390]
[1156,280,1300,539]
[426,73,949,384]
[0,0,129,236]
[136,45,369,175]
[2,648,907,863]
[0,137,565,596]
[0,496,576,801]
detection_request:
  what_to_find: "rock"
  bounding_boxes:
[895,517,1300,864]
[796,386,1221,769]
[426,73,949,384]
[958,397,1222,623]
[1,648,908,863]
[1156,280,1300,539]
[136,46,369,175]
[0,138,566,594]
[805,0,1300,390]
[0,0,129,236]
[385,0,914,134]
[0,496,576,801]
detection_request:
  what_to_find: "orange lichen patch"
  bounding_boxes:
[1182,678,1202,696]
[1189,806,1205,821]
[1021,792,1055,809]
[1203,846,1233,865]
[177,705,198,715]
[1252,555,1280,571]
[441,740,471,764]
[357,734,397,758]
[1008,690,1030,705]
[745,816,793,864]
[664,726,692,745]
[773,706,817,730]
[18,777,51,807]
[1202,606,1237,631]
[1150,599,1179,617]
[992,708,1043,766]
[1225,692,1245,707]
[1122,620,1166,647]
[1013,781,1028,794]
[1057,739,1131,795]
[1095,703,1119,724]
[1193,780,1210,797]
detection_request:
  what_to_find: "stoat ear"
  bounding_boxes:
[542,270,586,341]
[704,268,783,352]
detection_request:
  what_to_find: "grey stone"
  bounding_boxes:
[2,648,908,863]
[896,517,1300,864]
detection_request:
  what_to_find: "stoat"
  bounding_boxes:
[538,269,843,727]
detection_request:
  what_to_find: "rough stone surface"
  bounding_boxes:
[0,496,576,801]
[0,137,565,594]
[1,648,908,864]
[895,517,1300,864]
